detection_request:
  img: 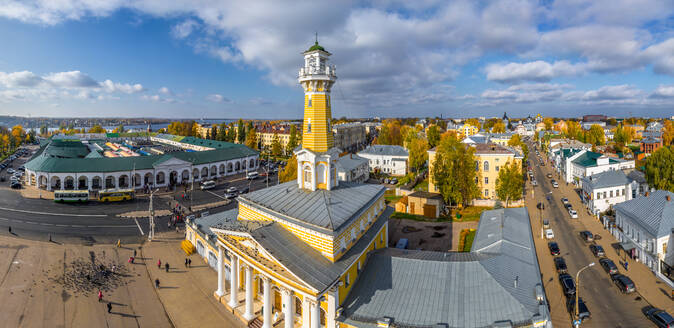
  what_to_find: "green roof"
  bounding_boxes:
[571,151,619,168]
[26,146,258,173]
[155,134,241,149]
[43,139,91,158]
[307,41,326,52]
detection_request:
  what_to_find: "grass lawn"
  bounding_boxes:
[385,195,402,203]
[462,230,476,252]
[390,211,452,222]
[454,206,492,222]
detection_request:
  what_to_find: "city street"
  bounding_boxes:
[526,143,657,327]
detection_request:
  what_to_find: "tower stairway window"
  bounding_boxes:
[308,98,312,107]
[307,118,312,133]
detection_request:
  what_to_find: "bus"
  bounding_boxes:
[98,189,134,202]
[54,190,90,203]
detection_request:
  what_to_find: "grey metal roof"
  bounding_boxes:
[614,190,674,238]
[248,207,391,293]
[238,181,386,235]
[580,170,630,190]
[336,154,368,171]
[358,145,408,157]
[626,169,647,184]
[338,208,548,328]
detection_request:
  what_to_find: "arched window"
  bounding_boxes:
[303,166,312,185]
[483,161,489,172]
[307,118,312,133]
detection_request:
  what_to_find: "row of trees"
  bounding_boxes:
[644,146,674,192]
[0,125,32,157]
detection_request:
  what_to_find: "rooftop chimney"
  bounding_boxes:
[667,195,671,202]
[645,191,650,197]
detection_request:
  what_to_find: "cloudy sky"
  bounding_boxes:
[0,0,673,119]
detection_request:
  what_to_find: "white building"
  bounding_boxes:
[563,149,635,184]
[336,154,369,183]
[580,170,632,215]
[612,190,674,287]
[357,145,408,176]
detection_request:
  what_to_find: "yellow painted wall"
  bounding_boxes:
[475,154,521,200]
[303,93,333,152]
[428,150,438,193]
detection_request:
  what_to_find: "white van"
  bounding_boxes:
[200,180,216,190]
[246,172,259,180]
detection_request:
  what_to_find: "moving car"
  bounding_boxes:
[579,231,594,242]
[552,180,559,188]
[225,191,238,199]
[246,172,259,180]
[200,180,216,190]
[548,242,561,256]
[554,257,568,274]
[561,197,569,205]
[568,209,578,218]
[645,307,674,328]
[612,274,636,293]
[547,173,553,178]
[531,179,538,186]
[543,220,550,229]
[226,186,238,193]
[545,229,555,239]
[589,244,605,257]
[558,273,576,296]
[567,297,591,322]
[10,182,21,189]
[599,258,618,275]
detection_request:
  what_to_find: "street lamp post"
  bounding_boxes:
[575,262,595,327]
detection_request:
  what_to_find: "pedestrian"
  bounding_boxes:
[128,256,134,264]
[155,278,160,288]
[116,239,121,248]
[625,261,629,270]
[157,259,161,269]
[176,226,179,233]
[188,258,191,268]
[185,258,188,267]
[112,264,116,273]
[168,221,171,229]
[107,302,112,313]
[133,249,137,257]
[8,226,11,234]
[49,234,52,242]
[98,290,103,302]
[165,262,169,272]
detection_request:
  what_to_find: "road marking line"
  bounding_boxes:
[134,218,144,235]
[55,224,67,227]
[86,225,137,228]
[70,225,85,227]
[25,221,37,224]
[39,223,53,226]
[206,190,226,200]
[0,206,108,217]
[0,218,7,221]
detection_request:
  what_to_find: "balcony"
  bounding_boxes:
[298,65,337,79]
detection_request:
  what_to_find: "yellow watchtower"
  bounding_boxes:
[298,40,336,152]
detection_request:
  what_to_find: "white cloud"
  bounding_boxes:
[650,85,674,98]
[158,86,172,95]
[100,79,145,93]
[0,71,43,87]
[486,61,585,83]
[171,19,199,39]
[581,84,643,101]
[206,94,229,103]
[44,70,98,87]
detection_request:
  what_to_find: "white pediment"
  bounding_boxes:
[153,156,192,169]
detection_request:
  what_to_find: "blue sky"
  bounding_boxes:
[0,1,674,119]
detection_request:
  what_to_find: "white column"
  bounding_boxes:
[302,298,311,328]
[243,265,254,321]
[310,300,320,328]
[262,277,272,328]
[228,254,239,308]
[216,246,224,297]
[327,287,338,328]
[282,288,293,328]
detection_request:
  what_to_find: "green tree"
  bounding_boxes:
[645,146,674,192]
[112,124,125,133]
[663,120,674,146]
[565,120,582,140]
[245,126,258,150]
[216,123,227,141]
[491,121,506,133]
[407,136,429,172]
[237,119,246,143]
[39,125,48,136]
[205,129,211,140]
[586,124,605,146]
[377,120,403,146]
[88,125,106,133]
[210,125,218,140]
[287,124,299,152]
[427,125,440,148]
[271,133,282,156]
[431,134,479,207]
[495,161,523,207]
[279,155,297,183]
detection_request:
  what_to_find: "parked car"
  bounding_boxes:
[645,307,674,328]
[246,172,259,180]
[561,197,569,204]
[558,273,576,296]
[563,203,573,210]
[568,209,578,218]
[599,258,618,275]
[552,180,559,188]
[579,231,594,242]
[531,179,538,186]
[10,182,21,189]
[566,297,591,322]
[554,257,568,274]
[612,274,636,293]
[390,178,398,185]
[225,191,238,199]
[547,173,553,178]
[589,244,605,257]
[537,202,545,210]
[7,168,14,174]
[226,186,238,193]
[240,187,249,194]
[548,242,561,256]
[545,229,555,239]
[395,238,409,249]
[543,220,550,229]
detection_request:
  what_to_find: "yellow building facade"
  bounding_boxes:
[459,123,479,137]
[184,41,392,328]
[474,143,522,200]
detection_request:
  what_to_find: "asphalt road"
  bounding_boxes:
[528,143,653,327]
[0,149,275,245]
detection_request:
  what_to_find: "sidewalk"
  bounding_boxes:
[140,232,244,328]
[558,179,674,313]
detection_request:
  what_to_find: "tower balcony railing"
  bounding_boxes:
[298,65,337,78]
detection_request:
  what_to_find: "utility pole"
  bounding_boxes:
[148,188,156,241]
[575,262,595,327]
